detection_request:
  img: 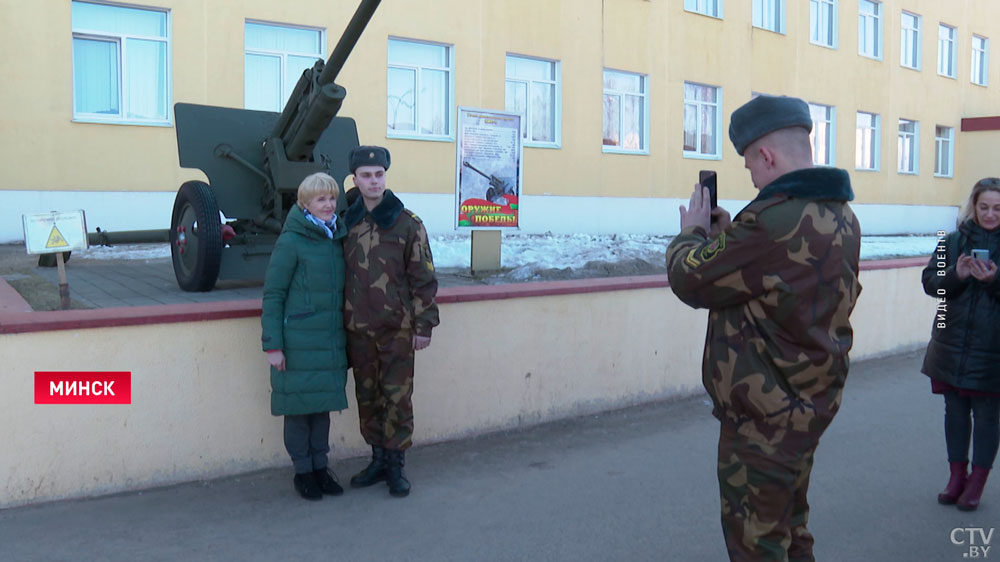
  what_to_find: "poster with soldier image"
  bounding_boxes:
[455,107,522,229]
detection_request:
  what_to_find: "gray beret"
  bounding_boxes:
[349,145,391,172]
[728,95,813,156]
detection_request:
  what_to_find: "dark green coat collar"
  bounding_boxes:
[284,203,346,241]
[755,167,854,203]
[343,188,404,229]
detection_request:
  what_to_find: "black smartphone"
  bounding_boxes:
[699,170,718,209]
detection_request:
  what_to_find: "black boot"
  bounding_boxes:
[293,472,322,501]
[313,467,344,496]
[350,445,387,488]
[385,449,410,497]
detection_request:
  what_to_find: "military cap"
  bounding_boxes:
[728,95,813,156]
[349,145,391,172]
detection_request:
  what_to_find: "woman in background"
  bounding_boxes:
[922,177,1000,511]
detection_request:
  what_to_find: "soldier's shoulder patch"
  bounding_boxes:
[405,210,424,224]
[684,233,727,268]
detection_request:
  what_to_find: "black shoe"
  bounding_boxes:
[313,468,344,496]
[350,445,388,488]
[385,449,410,498]
[293,472,322,501]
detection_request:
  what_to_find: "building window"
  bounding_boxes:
[856,111,880,171]
[809,103,835,166]
[972,35,990,86]
[935,126,954,177]
[810,0,837,48]
[387,38,453,139]
[901,11,922,70]
[938,24,957,78]
[505,55,560,147]
[71,1,170,124]
[683,82,721,159]
[897,119,919,174]
[752,0,785,34]
[244,22,323,112]
[602,70,648,153]
[684,0,722,19]
[858,0,882,59]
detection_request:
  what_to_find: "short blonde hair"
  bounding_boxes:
[297,172,339,208]
[958,177,1000,227]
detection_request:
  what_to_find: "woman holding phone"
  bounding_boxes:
[921,177,1000,511]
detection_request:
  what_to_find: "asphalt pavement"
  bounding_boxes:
[1,350,995,562]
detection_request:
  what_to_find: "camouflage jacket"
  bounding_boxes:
[666,167,862,446]
[341,189,440,337]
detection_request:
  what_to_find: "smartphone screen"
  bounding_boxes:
[699,170,718,209]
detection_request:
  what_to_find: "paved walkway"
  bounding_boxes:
[1,351,994,562]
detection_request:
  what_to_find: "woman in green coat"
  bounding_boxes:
[261,172,349,501]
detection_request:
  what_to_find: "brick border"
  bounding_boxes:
[0,258,930,335]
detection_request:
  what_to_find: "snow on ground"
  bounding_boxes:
[75,232,941,275]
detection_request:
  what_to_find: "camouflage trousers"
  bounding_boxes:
[346,330,415,451]
[718,423,819,562]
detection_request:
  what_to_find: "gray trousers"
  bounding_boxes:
[283,413,331,474]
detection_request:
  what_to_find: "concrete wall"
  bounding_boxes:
[0,260,934,508]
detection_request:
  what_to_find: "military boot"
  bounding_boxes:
[350,445,387,488]
[385,449,410,497]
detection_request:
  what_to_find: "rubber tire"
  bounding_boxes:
[170,181,222,292]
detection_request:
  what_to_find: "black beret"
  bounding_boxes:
[729,95,813,156]
[349,145,391,172]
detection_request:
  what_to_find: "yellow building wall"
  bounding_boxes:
[2,0,999,208]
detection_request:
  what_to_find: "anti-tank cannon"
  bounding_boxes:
[170,0,381,291]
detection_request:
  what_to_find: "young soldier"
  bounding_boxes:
[341,145,439,497]
[666,95,862,561]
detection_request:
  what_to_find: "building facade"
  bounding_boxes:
[2,0,999,240]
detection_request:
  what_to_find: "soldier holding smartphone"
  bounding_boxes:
[666,95,862,561]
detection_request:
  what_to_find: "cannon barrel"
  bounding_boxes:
[318,0,383,86]
[270,0,381,161]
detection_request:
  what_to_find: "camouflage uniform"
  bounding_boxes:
[342,188,439,451]
[666,167,862,562]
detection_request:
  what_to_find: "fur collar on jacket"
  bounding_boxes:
[755,167,854,203]
[343,188,404,230]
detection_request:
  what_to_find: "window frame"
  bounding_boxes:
[505,54,562,149]
[682,82,722,161]
[386,37,455,142]
[683,0,723,19]
[752,0,786,34]
[808,102,836,166]
[934,125,955,178]
[855,111,881,172]
[601,69,650,155]
[809,0,838,49]
[900,11,922,70]
[71,0,172,126]
[937,23,957,78]
[897,119,919,175]
[972,35,990,86]
[858,0,883,60]
[243,20,325,113]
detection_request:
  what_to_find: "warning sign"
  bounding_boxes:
[23,211,89,254]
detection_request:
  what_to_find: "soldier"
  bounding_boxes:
[665,95,862,561]
[341,145,439,497]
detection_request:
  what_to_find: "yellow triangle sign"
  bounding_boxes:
[45,225,69,248]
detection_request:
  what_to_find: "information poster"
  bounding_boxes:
[455,107,522,229]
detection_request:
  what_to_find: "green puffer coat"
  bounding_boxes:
[261,204,349,416]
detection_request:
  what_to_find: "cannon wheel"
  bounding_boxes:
[170,181,222,292]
